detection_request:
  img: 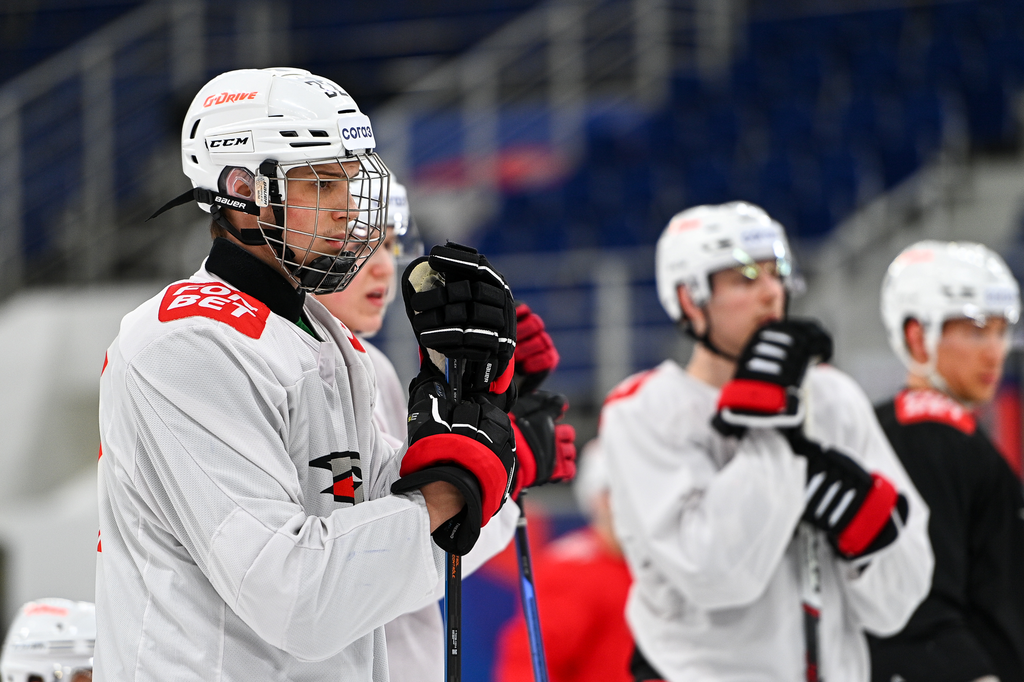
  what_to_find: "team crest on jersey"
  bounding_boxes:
[310,451,363,504]
[895,388,976,434]
[158,282,270,339]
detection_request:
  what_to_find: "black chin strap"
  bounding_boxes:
[683,319,740,362]
[147,187,266,245]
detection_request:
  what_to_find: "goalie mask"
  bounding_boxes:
[881,240,1020,390]
[0,599,95,682]
[152,67,390,295]
[655,202,797,355]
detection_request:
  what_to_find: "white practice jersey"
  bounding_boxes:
[362,341,519,682]
[96,261,446,682]
[601,361,933,682]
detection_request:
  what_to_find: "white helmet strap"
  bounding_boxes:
[907,318,956,401]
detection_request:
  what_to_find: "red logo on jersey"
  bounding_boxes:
[310,451,363,505]
[604,369,657,408]
[337,321,366,353]
[895,388,976,434]
[158,283,270,339]
[25,603,69,617]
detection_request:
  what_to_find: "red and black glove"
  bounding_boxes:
[514,303,560,394]
[509,390,577,499]
[712,318,833,437]
[391,366,516,555]
[787,431,908,559]
[402,242,517,408]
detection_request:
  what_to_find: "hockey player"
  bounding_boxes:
[601,201,933,682]
[868,240,1024,682]
[96,68,520,681]
[0,599,95,682]
[317,181,576,681]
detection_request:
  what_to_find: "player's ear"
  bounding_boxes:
[903,318,929,364]
[678,285,707,336]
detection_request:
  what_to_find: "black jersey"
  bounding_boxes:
[868,388,1024,682]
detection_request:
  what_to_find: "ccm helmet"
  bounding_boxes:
[0,599,95,682]
[881,240,1020,383]
[656,201,796,321]
[153,67,390,294]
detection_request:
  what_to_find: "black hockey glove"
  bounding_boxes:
[712,318,833,437]
[403,242,517,408]
[391,366,516,555]
[787,431,908,559]
[509,390,577,499]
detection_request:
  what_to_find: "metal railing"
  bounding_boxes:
[371,0,739,187]
[0,0,289,301]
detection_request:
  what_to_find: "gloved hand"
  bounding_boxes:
[712,318,833,437]
[788,430,908,559]
[513,302,560,394]
[402,242,517,407]
[391,366,516,555]
[509,390,577,499]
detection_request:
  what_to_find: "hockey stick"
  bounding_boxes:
[799,377,823,682]
[444,357,463,682]
[513,492,550,682]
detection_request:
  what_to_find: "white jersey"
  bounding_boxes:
[362,341,519,682]
[601,360,933,682]
[96,255,446,681]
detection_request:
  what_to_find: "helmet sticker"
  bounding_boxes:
[207,131,254,153]
[203,91,258,107]
[300,76,345,99]
[337,113,377,151]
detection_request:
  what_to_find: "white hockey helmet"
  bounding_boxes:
[655,201,795,322]
[385,181,423,266]
[881,240,1020,379]
[160,67,390,295]
[0,599,95,682]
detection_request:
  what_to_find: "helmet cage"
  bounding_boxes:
[252,153,390,295]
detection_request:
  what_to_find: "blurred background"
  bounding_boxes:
[2,0,1024,677]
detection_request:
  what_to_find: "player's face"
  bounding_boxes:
[705,260,786,357]
[315,227,397,334]
[280,160,366,258]
[935,316,1010,404]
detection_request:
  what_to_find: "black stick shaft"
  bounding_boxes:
[445,358,463,682]
[515,495,550,682]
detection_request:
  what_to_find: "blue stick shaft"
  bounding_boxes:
[515,495,550,682]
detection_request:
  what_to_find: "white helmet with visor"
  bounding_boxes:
[0,599,95,682]
[152,67,390,295]
[881,240,1020,387]
[656,201,796,317]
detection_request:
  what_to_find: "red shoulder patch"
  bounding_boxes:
[894,388,976,434]
[604,369,657,408]
[158,282,270,339]
[337,321,366,353]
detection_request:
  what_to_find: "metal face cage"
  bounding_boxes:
[255,152,391,295]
